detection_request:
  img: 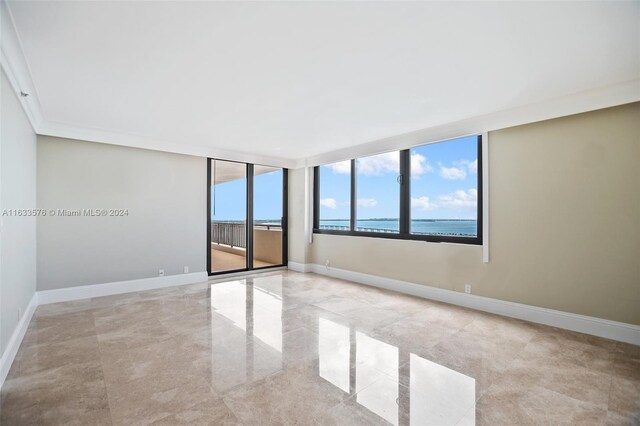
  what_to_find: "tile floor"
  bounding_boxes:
[1,270,638,425]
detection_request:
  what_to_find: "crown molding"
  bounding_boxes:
[300,79,640,168]
[0,0,44,131]
[35,81,640,170]
[1,0,299,168]
[37,121,298,169]
[2,0,637,170]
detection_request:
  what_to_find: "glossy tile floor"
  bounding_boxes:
[2,271,639,425]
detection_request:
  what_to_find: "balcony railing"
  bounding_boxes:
[211,221,282,249]
[211,222,246,248]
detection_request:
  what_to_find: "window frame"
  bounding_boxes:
[207,158,289,276]
[313,135,483,245]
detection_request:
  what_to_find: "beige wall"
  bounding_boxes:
[37,136,206,290]
[304,103,640,325]
[254,228,283,264]
[288,168,310,264]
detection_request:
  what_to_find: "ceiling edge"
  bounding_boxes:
[37,121,298,169]
[299,79,640,169]
[1,0,299,169]
[1,0,44,131]
[3,0,637,171]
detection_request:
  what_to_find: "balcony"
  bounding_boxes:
[210,222,283,272]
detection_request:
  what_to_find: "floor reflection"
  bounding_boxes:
[319,318,350,393]
[209,277,476,425]
[410,354,475,426]
[253,286,283,352]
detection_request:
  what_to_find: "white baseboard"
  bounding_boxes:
[289,263,640,346]
[38,272,209,305]
[0,293,37,389]
[287,261,311,273]
[208,267,287,282]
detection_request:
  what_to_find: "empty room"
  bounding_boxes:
[0,1,638,425]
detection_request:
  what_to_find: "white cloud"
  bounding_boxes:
[357,198,377,208]
[357,152,399,176]
[411,153,433,176]
[325,160,350,174]
[468,159,478,173]
[453,159,478,174]
[439,165,466,180]
[355,151,432,176]
[320,198,337,209]
[411,196,433,210]
[437,189,477,208]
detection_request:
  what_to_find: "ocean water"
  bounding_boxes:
[319,219,477,237]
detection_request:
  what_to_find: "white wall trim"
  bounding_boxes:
[0,0,45,134]
[1,269,292,390]
[37,80,640,170]
[0,0,44,132]
[0,292,37,390]
[38,272,208,305]
[287,261,311,273]
[288,263,640,345]
[306,167,314,245]
[37,123,299,169]
[302,79,640,168]
[482,132,489,263]
[207,267,287,282]
[1,8,638,170]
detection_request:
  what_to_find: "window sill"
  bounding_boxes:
[312,229,482,245]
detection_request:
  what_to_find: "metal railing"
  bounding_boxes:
[211,221,282,248]
[211,222,246,248]
[319,224,474,237]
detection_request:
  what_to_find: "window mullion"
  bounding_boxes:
[350,159,356,231]
[399,150,410,235]
[477,135,483,241]
[313,167,320,230]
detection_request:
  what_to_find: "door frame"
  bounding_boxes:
[207,158,288,276]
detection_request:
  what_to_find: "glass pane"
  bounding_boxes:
[318,161,351,231]
[355,151,400,233]
[253,165,283,268]
[410,136,478,237]
[210,160,247,272]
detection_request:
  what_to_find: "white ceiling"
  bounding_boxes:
[3,1,639,167]
[212,160,278,184]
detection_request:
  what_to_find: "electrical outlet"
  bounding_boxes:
[183,266,189,274]
[159,269,165,277]
[464,284,472,294]
[325,260,330,269]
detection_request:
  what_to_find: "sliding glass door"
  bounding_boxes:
[253,166,285,268]
[209,160,248,273]
[208,159,287,275]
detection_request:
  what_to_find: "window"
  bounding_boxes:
[410,136,479,238]
[313,135,482,244]
[316,161,351,231]
[356,151,400,233]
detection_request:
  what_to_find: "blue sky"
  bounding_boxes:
[211,135,477,223]
[319,135,478,221]
[211,169,283,222]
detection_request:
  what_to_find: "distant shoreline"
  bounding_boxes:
[319,218,476,222]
